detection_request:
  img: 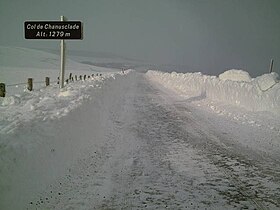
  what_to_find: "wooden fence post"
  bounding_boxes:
[69,73,72,81]
[84,75,86,80]
[0,83,5,97]
[28,78,33,91]
[79,75,82,80]
[66,79,69,84]
[75,75,78,81]
[45,77,50,86]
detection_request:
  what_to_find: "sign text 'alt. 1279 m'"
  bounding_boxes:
[24,21,83,39]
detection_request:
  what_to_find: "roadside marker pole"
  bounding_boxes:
[269,59,274,73]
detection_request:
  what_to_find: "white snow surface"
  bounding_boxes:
[219,69,252,82]
[0,71,133,134]
[0,69,135,209]
[0,46,118,72]
[146,70,280,113]
[255,72,279,91]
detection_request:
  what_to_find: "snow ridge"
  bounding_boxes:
[146,70,280,113]
[0,71,133,135]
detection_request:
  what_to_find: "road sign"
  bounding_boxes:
[24,16,83,89]
[24,21,82,39]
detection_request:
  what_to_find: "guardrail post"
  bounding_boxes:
[45,77,50,86]
[0,83,5,97]
[27,78,33,91]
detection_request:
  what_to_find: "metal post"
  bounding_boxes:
[59,16,66,89]
[269,59,274,73]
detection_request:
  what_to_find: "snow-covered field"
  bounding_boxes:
[1,47,280,209]
[0,47,119,95]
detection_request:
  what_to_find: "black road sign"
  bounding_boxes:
[24,21,83,39]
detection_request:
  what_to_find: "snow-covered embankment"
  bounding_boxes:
[0,70,135,209]
[146,70,280,113]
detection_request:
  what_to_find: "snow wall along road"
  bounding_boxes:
[0,70,136,210]
[146,70,280,113]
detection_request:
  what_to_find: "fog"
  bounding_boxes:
[0,0,279,76]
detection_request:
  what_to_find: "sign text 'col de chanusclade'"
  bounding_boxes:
[24,21,82,39]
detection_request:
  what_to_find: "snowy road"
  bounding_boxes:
[33,73,279,209]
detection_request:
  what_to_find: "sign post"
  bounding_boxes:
[60,16,66,88]
[24,16,83,89]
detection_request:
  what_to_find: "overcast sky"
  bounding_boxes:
[0,0,279,76]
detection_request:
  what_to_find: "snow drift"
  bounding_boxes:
[255,72,279,91]
[219,69,251,82]
[146,70,280,113]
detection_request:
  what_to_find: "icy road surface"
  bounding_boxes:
[35,74,279,210]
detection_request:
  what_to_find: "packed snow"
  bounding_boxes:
[219,69,252,82]
[1,47,280,209]
[255,72,279,91]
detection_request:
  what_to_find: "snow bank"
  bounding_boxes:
[0,73,124,133]
[219,69,251,82]
[254,72,279,91]
[0,70,135,209]
[146,70,280,113]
